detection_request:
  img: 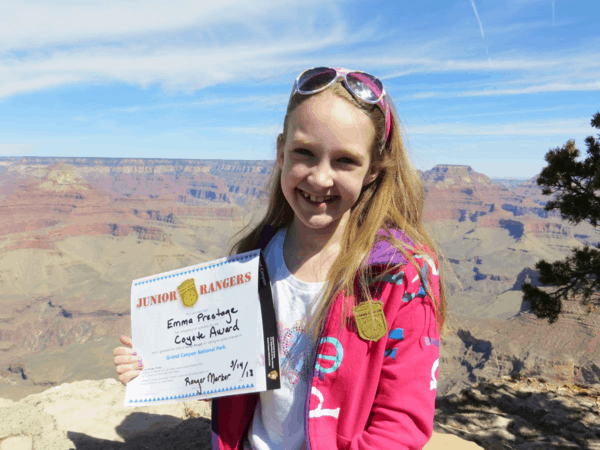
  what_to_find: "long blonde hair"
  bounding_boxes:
[228,81,448,342]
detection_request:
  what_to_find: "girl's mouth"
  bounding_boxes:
[297,188,338,207]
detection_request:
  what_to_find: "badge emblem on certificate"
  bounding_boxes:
[178,279,199,307]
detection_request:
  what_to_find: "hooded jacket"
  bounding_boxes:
[211,224,441,450]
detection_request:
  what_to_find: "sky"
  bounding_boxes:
[0,0,599,178]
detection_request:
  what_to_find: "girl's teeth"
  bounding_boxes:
[300,189,334,203]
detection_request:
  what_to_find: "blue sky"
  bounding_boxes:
[0,0,598,178]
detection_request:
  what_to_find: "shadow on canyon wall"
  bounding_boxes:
[68,412,212,450]
[434,376,600,449]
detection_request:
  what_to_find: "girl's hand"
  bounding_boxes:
[113,335,144,386]
[113,335,209,403]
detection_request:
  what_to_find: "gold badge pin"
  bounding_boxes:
[177,278,199,307]
[352,300,388,342]
[268,370,278,380]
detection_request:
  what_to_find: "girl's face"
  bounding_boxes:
[277,91,380,234]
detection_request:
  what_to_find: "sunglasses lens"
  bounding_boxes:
[297,67,337,93]
[347,72,383,102]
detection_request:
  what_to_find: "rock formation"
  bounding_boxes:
[438,300,600,397]
[1,157,600,449]
[0,157,274,209]
[3,375,599,449]
[0,378,486,450]
[435,374,600,449]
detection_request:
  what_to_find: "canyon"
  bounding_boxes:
[0,156,599,447]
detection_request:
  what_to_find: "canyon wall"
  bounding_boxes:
[0,157,599,405]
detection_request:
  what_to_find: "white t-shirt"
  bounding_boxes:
[244,227,324,450]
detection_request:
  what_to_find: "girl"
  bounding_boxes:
[114,67,447,450]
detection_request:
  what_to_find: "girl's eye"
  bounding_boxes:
[293,149,355,165]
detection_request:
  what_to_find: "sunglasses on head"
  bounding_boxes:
[289,67,391,145]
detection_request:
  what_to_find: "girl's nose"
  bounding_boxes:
[308,161,335,188]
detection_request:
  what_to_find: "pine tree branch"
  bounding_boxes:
[522,112,600,322]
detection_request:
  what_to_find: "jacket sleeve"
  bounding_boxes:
[348,262,440,450]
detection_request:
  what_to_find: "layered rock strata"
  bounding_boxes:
[1,157,600,424]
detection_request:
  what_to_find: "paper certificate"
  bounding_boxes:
[125,250,281,407]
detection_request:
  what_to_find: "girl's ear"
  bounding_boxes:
[363,166,381,186]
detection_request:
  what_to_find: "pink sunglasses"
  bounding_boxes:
[289,67,391,145]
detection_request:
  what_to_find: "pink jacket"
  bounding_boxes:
[212,224,441,450]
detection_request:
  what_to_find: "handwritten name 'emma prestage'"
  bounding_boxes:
[169,307,241,346]
[136,272,252,308]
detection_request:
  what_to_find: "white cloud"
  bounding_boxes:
[105,94,288,114]
[469,0,489,59]
[0,0,598,106]
[433,106,565,120]
[0,144,36,156]
[406,118,593,137]
[0,0,377,100]
[460,81,600,97]
[0,74,83,99]
[400,80,600,100]
[483,19,550,34]
[349,47,600,100]
[220,125,282,136]
[469,0,486,40]
[377,51,600,75]
[201,94,289,107]
[0,0,338,52]
[511,0,548,4]
[370,47,600,101]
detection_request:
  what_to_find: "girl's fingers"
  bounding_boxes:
[114,335,140,386]
[113,348,139,366]
[114,356,144,373]
[115,365,140,376]
[113,346,131,357]
[119,335,133,347]
[119,370,140,386]
[116,358,144,385]
[113,354,139,365]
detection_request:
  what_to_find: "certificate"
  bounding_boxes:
[124,250,281,406]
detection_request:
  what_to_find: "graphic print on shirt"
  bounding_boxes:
[260,319,308,385]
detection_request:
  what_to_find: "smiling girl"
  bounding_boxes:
[114,67,447,450]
